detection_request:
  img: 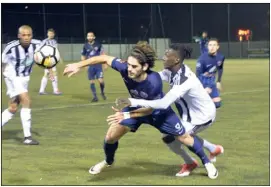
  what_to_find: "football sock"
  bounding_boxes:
[188,136,210,165]
[203,139,217,153]
[52,76,58,93]
[2,109,15,127]
[104,140,118,165]
[39,76,48,93]
[20,108,32,138]
[90,83,97,98]
[100,82,105,95]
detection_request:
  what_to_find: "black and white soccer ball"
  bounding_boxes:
[34,45,60,69]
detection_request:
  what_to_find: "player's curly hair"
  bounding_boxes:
[169,43,193,63]
[130,42,156,70]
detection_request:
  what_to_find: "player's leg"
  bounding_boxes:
[88,67,98,102]
[162,133,199,177]
[189,121,224,163]
[2,78,20,126]
[39,69,49,94]
[210,86,222,108]
[89,107,141,174]
[97,69,106,100]
[157,111,218,179]
[2,97,20,127]
[9,77,38,145]
[51,66,62,95]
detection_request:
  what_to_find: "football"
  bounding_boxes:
[34,45,60,69]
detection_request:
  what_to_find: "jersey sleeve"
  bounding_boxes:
[217,55,225,82]
[196,57,204,77]
[158,69,170,82]
[111,58,127,73]
[148,73,163,99]
[2,46,12,64]
[81,45,87,56]
[129,77,193,109]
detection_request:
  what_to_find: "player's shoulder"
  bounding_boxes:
[31,39,42,44]
[198,53,208,60]
[3,40,20,53]
[217,52,225,59]
[148,71,162,82]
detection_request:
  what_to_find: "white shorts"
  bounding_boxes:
[182,118,215,135]
[4,76,30,98]
[44,66,57,74]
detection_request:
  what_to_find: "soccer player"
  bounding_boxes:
[196,38,225,108]
[39,28,62,95]
[63,43,218,179]
[197,31,208,54]
[81,31,106,102]
[2,25,42,145]
[112,44,224,177]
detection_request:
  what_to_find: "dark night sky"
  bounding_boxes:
[1,3,270,43]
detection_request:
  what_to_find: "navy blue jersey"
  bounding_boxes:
[196,52,225,87]
[81,41,104,68]
[111,58,170,115]
[199,38,208,54]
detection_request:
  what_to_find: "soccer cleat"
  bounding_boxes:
[53,91,62,95]
[209,145,224,163]
[89,160,112,175]
[39,92,48,95]
[204,162,218,179]
[176,160,199,177]
[101,94,107,100]
[23,137,39,145]
[91,97,98,103]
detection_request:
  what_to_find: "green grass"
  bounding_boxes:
[1,59,269,185]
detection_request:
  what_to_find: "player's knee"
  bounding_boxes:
[162,135,175,144]
[90,80,95,84]
[19,93,31,108]
[205,87,212,94]
[105,134,118,144]
[8,103,18,113]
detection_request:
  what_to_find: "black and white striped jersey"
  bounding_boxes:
[129,64,216,125]
[41,38,58,48]
[2,39,41,77]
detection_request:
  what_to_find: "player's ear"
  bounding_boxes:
[143,63,149,71]
[175,58,180,64]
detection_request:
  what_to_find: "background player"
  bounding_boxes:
[112,44,223,177]
[39,28,62,95]
[2,25,41,145]
[195,31,209,54]
[196,38,225,108]
[81,31,106,102]
[64,43,218,179]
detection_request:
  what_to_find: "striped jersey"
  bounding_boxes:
[41,38,58,48]
[2,39,41,77]
[129,65,216,125]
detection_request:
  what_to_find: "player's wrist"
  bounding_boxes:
[123,112,131,119]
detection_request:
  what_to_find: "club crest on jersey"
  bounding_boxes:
[140,91,148,98]
[217,61,222,66]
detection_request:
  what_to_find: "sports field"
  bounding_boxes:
[1,59,269,185]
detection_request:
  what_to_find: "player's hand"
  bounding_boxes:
[63,63,80,77]
[216,82,222,91]
[107,106,124,125]
[115,98,131,109]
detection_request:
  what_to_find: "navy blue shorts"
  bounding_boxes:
[88,65,103,80]
[203,84,220,99]
[120,107,186,136]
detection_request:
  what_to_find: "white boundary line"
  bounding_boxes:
[32,89,266,111]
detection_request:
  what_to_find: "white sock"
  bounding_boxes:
[39,76,48,93]
[2,109,15,127]
[166,139,195,164]
[52,76,58,93]
[203,139,216,153]
[20,108,31,138]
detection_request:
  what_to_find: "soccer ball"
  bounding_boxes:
[34,45,60,69]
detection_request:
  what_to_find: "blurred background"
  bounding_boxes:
[2,3,270,60]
